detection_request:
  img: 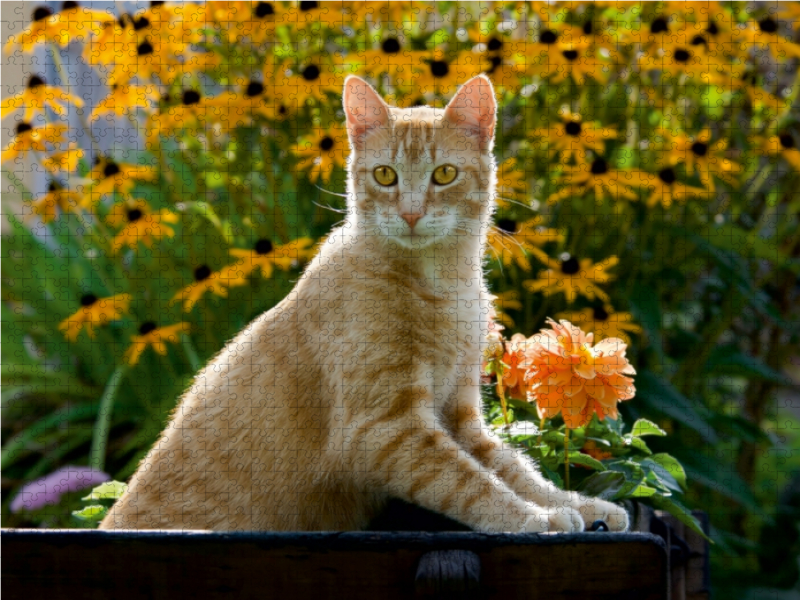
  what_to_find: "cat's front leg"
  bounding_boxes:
[450,402,630,532]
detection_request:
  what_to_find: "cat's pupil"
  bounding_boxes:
[780,134,794,149]
[127,209,143,222]
[319,136,334,151]
[674,49,690,63]
[497,219,517,233]
[539,30,558,44]
[194,265,212,281]
[302,65,320,81]
[691,142,708,156]
[33,7,53,21]
[650,18,669,34]
[562,50,579,61]
[561,257,580,274]
[759,18,777,34]
[246,81,264,97]
[430,61,450,78]
[137,41,154,56]
[16,122,33,135]
[593,305,609,321]
[487,37,503,51]
[183,90,201,105]
[139,321,157,335]
[565,121,582,136]
[80,294,98,307]
[255,239,273,255]
[658,168,676,184]
[103,162,121,177]
[382,38,401,54]
[255,2,274,17]
[591,159,608,175]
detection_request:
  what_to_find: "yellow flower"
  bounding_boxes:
[106,200,179,254]
[491,290,523,329]
[90,84,157,121]
[58,293,132,341]
[351,35,427,83]
[171,263,250,312]
[86,158,157,205]
[487,216,564,271]
[41,144,84,174]
[29,182,82,223]
[643,166,707,209]
[556,305,643,346]
[495,159,532,208]
[124,322,190,366]
[282,1,344,30]
[292,125,349,183]
[469,26,526,91]
[529,110,617,165]
[409,50,484,97]
[754,134,800,173]
[1,122,68,164]
[525,26,610,85]
[342,1,416,27]
[3,4,111,53]
[658,127,742,191]
[524,249,617,304]
[1,76,84,122]
[229,238,316,279]
[547,158,651,204]
[738,16,800,62]
[274,61,343,107]
[524,318,636,428]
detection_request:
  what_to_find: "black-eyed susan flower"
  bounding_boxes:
[469,26,526,90]
[3,3,111,53]
[487,216,564,271]
[490,290,523,329]
[90,84,156,121]
[85,157,157,205]
[207,1,280,45]
[58,292,132,341]
[639,43,729,86]
[343,1,418,27]
[354,35,425,83]
[41,143,84,174]
[204,77,284,130]
[124,321,190,366]
[28,181,82,223]
[1,122,68,164]
[526,25,609,85]
[529,110,617,165]
[739,15,800,61]
[229,237,316,279]
[659,127,742,191]
[106,199,179,253]
[410,50,483,97]
[274,60,343,106]
[753,134,800,173]
[292,125,348,183]
[621,12,683,51]
[171,263,250,312]
[547,158,652,204]
[495,158,531,209]
[283,1,344,31]
[0,75,84,122]
[524,249,617,303]
[3,6,54,54]
[556,304,643,345]
[643,166,707,209]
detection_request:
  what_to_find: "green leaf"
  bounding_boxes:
[649,495,712,543]
[567,451,607,471]
[704,345,797,387]
[624,435,653,455]
[72,505,107,523]
[607,460,647,500]
[630,484,658,498]
[81,481,128,502]
[575,471,626,500]
[698,223,787,265]
[635,370,718,443]
[649,454,688,490]
[641,456,684,493]
[628,283,664,358]
[631,419,667,437]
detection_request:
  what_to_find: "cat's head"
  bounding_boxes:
[342,75,497,250]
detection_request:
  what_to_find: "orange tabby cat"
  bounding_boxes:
[100,75,629,533]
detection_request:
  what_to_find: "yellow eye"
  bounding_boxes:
[432,164,458,185]
[373,166,398,186]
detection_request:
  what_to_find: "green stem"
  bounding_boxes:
[564,426,571,491]
[90,365,127,471]
[181,333,201,372]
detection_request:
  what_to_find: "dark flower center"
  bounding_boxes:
[758,18,777,34]
[706,20,719,36]
[583,21,593,35]
[28,75,45,89]
[80,294,98,307]
[410,97,427,108]
[182,90,201,105]
[127,208,143,222]
[194,265,212,281]
[593,305,609,321]
[62,2,79,10]
[255,2,274,17]
[650,17,669,34]
[302,65,320,81]
[33,6,53,21]
[486,55,502,73]
[565,121,582,136]
[278,104,287,115]
[118,14,131,28]
[133,16,150,30]
[382,37,401,54]
[300,1,318,10]
[160,93,171,105]
[137,41,154,55]
[780,133,794,149]
[16,122,33,135]
[255,239,273,255]
[319,136,334,151]
[497,218,517,233]
[246,81,264,97]
[690,35,707,46]
[430,60,450,78]
[562,49,579,61]
[150,1,165,7]
[674,49,690,62]
[103,161,121,177]
[658,168,676,184]
[487,37,503,52]
[48,181,58,192]
[561,257,580,275]
[591,158,608,175]
[139,321,157,335]
[691,141,708,157]
[539,30,558,44]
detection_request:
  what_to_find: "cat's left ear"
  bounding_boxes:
[444,75,497,152]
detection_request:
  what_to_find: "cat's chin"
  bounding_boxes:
[388,234,439,249]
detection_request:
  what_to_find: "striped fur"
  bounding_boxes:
[100,76,628,533]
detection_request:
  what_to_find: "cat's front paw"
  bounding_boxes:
[522,506,584,533]
[575,497,630,532]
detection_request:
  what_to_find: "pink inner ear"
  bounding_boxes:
[343,77,389,148]
[444,76,497,150]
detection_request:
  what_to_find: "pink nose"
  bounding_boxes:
[401,213,423,229]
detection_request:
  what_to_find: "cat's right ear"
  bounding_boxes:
[343,76,390,151]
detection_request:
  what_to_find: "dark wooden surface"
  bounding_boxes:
[2,529,668,600]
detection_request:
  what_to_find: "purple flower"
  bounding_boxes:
[10,466,110,513]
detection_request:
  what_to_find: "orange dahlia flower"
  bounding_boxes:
[524,318,636,428]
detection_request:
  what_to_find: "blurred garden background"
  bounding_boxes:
[1,1,799,597]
